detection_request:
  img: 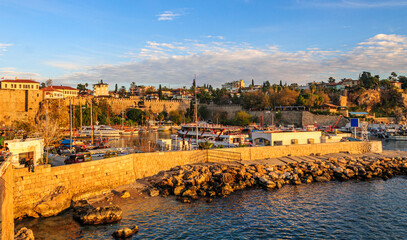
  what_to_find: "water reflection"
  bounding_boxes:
[16,177,407,239]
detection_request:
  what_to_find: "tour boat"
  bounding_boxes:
[172,122,248,147]
[81,125,122,137]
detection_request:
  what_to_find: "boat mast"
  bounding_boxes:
[70,99,73,152]
[90,100,93,145]
[80,100,83,137]
[194,74,198,146]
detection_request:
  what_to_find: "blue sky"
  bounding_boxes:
[1,0,407,88]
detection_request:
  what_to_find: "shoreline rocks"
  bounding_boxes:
[14,227,35,240]
[112,225,139,238]
[30,186,72,218]
[73,200,122,225]
[152,156,407,202]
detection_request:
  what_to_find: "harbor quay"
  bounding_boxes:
[0,141,386,238]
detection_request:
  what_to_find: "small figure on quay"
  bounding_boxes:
[26,156,35,173]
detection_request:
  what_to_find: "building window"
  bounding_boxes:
[19,84,21,88]
[4,84,7,88]
[291,139,298,144]
[36,85,39,89]
[308,138,315,144]
[273,141,283,146]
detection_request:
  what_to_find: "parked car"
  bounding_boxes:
[64,152,92,164]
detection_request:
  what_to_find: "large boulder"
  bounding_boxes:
[14,227,34,240]
[32,186,72,218]
[73,205,122,225]
[112,225,139,238]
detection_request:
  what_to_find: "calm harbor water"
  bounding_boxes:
[15,140,407,239]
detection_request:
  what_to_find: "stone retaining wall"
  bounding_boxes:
[11,141,381,219]
[0,162,14,240]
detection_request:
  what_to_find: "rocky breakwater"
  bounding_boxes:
[152,156,407,202]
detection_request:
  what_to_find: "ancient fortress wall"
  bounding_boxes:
[60,97,190,115]
[10,141,382,220]
[0,92,190,126]
[0,162,14,239]
[0,89,43,126]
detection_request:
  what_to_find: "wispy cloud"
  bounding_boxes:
[0,67,40,79]
[44,61,84,70]
[205,35,224,40]
[56,34,407,87]
[299,0,407,8]
[0,43,12,55]
[157,11,182,21]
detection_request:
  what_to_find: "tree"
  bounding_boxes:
[169,110,185,124]
[77,84,87,91]
[115,84,118,93]
[158,84,163,100]
[45,79,53,87]
[389,72,398,81]
[328,77,336,83]
[198,105,210,120]
[359,71,379,89]
[232,111,252,126]
[270,87,300,107]
[380,79,392,90]
[126,109,145,125]
[197,90,212,104]
[251,79,254,87]
[35,104,63,164]
[119,86,126,97]
[199,141,213,149]
[262,81,271,92]
[241,91,270,110]
[398,75,407,89]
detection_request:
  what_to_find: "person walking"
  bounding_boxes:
[26,157,35,173]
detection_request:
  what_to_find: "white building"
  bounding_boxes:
[93,81,109,97]
[5,138,44,167]
[0,79,40,90]
[252,131,322,146]
[41,86,64,99]
[52,86,79,98]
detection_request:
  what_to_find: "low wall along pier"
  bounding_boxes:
[1,141,382,238]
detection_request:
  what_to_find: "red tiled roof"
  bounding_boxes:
[41,86,62,92]
[0,79,39,84]
[52,86,78,91]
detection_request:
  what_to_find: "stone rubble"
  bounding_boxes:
[152,156,407,202]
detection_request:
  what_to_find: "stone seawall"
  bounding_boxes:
[11,141,381,219]
[0,162,14,240]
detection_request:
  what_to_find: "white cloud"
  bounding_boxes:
[299,0,407,8]
[0,43,12,55]
[0,67,41,79]
[56,34,407,87]
[157,11,182,21]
